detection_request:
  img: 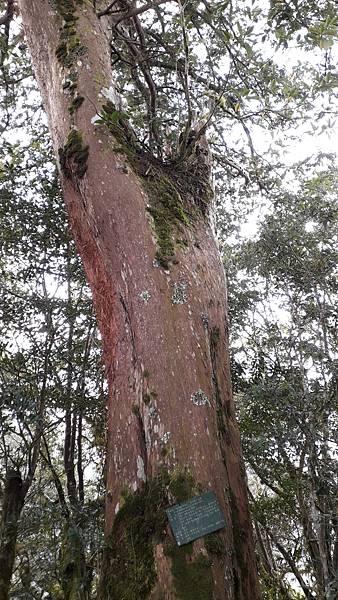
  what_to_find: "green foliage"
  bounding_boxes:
[227,162,338,597]
[0,35,104,597]
[268,0,338,49]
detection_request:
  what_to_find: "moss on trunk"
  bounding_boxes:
[60,521,92,600]
[96,101,213,269]
[98,470,216,600]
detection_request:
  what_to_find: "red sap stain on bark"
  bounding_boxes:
[65,186,117,384]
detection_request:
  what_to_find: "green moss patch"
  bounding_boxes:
[54,1,87,69]
[99,469,215,600]
[146,176,189,268]
[68,95,85,115]
[165,541,214,600]
[204,531,226,557]
[100,476,167,600]
[168,470,201,503]
[59,129,89,179]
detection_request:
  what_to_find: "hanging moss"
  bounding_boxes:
[97,101,213,269]
[99,469,215,600]
[59,129,89,179]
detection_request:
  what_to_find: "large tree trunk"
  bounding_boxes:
[18,2,261,598]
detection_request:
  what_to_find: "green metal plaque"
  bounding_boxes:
[166,490,226,546]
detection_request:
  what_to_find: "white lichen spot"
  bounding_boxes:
[115,502,120,514]
[191,389,210,406]
[152,258,161,268]
[136,455,146,482]
[139,290,151,304]
[145,431,152,449]
[132,481,138,491]
[149,406,157,419]
[160,432,171,444]
[171,281,188,305]
[77,60,83,67]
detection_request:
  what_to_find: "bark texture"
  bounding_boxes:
[18,1,261,598]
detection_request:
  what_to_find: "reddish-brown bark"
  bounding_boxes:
[18,1,261,597]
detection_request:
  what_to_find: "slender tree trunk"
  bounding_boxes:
[0,471,25,600]
[0,339,49,600]
[18,2,261,597]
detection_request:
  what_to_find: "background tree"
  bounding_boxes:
[227,162,338,599]
[0,68,105,597]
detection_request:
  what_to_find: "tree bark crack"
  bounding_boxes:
[119,292,138,370]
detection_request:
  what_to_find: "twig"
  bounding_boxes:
[0,0,14,28]
[97,0,119,18]
[114,0,172,25]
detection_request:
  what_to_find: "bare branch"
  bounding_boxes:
[97,0,119,18]
[114,0,172,24]
[0,0,14,27]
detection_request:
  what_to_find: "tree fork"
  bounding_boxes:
[18,1,261,597]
